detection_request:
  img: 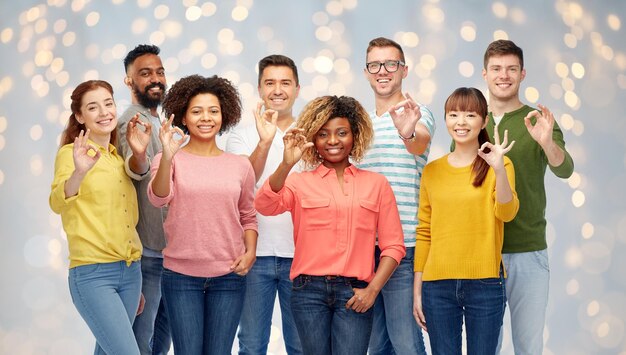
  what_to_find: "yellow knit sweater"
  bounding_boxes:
[414,154,519,281]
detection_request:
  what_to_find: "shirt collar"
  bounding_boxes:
[87,139,118,155]
[314,163,358,177]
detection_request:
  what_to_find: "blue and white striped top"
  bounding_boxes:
[358,107,436,247]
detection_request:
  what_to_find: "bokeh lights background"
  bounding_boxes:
[1,0,625,354]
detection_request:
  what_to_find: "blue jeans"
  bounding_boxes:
[291,275,373,355]
[238,256,302,355]
[68,261,142,355]
[369,247,426,355]
[161,268,246,355]
[497,250,549,355]
[422,274,506,355]
[132,256,171,355]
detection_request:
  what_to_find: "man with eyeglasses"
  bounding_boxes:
[359,37,435,355]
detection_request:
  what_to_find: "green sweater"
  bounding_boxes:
[450,105,574,252]
[489,105,574,252]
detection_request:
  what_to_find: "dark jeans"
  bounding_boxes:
[290,275,373,355]
[161,268,246,355]
[422,274,506,355]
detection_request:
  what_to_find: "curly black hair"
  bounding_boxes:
[123,44,160,73]
[297,95,373,169]
[162,74,242,135]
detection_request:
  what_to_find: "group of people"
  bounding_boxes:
[49,36,573,355]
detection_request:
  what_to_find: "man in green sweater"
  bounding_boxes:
[482,40,574,354]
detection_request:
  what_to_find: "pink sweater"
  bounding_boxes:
[148,150,258,277]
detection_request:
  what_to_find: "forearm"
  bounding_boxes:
[413,271,423,295]
[402,125,430,155]
[542,140,566,167]
[151,157,173,197]
[367,256,399,294]
[248,141,271,182]
[494,167,513,204]
[268,162,294,192]
[63,170,87,198]
[243,229,258,255]
[128,153,149,175]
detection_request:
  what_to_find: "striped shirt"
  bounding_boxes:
[358,108,436,246]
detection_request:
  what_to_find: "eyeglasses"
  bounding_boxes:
[365,60,405,74]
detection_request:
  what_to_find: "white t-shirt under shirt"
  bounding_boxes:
[226,123,300,258]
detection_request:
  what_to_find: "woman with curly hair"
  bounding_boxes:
[255,95,406,355]
[147,74,258,354]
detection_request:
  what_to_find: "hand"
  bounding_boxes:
[524,104,555,148]
[346,286,377,313]
[126,113,151,157]
[282,128,314,166]
[254,102,278,145]
[413,293,427,332]
[477,125,515,172]
[388,93,421,139]
[158,114,188,160]
[136,293,145,315]
[230,251,256,276]
[72,129,101,174]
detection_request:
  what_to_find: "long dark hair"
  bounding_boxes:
[445,87,490,187]
[60,80,116,147]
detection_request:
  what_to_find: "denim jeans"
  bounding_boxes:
[422,274,506,355]
[369,247,427,355]
[132,256,171,355]
[68,260,142,355]
[291,275,373,355]
[161,268,246,355]
[237,256,302,355]
[497,250,549,355]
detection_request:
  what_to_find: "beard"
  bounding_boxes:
[133,82,166,109]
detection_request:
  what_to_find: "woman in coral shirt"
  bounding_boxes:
[255,95,406,355]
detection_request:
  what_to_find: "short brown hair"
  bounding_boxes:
[483,40,524,70]
[366,37,405,62]
[258,54,299,86]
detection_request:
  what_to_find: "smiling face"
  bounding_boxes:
[364,46,408,99]
[315,117,354,171]
[126,53,166,109]
[75,87,117,146]
[483,54,526,104]
[258,65,300,119]
[445,110,487,148]
[183,93,222,142]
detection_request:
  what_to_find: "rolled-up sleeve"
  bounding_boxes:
[147,152,174,208]
[254,178,295,216]
[49,145,79,214]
